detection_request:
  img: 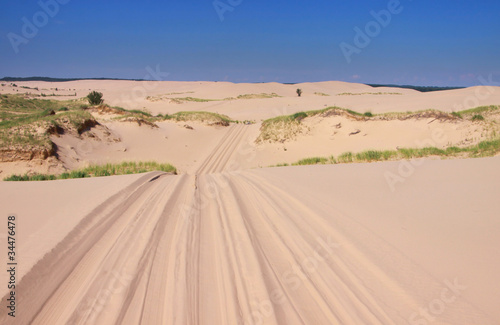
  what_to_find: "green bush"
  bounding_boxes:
[291,112,307,122]
[87,91,104,105]
[472,114,485,121]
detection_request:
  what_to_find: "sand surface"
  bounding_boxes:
[0,80,499,324]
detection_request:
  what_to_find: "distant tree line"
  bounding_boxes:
[0,77,146,82]
[367,84,465,92]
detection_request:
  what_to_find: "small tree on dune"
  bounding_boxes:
[87,91,104,105]
[296,88,302,97]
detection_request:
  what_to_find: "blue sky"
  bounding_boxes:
[1,0,499,86]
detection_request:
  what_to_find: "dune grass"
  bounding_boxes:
[170,97,219,103]
[258,105,500,144]
[161,93,281,103]
[459,105,499,116]
[165,111,233,125]
[3,161,177,181]
[0,94,96,151]
[79,161,177,176]
[271,138,500,168]
[4,174,58,181]
[0,93,85,112]
[235,93,281,99]
[257,106,368,143]
[292,157,328,166]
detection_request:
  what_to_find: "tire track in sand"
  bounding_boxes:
[196,124,249,175]
[1,122,495,325]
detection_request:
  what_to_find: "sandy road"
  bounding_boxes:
[1,124,498,325]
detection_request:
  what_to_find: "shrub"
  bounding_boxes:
[291,112,307,122]
[472,114,485,121]
[363,111,373,117]
[87,91,104,105]
[296,89,302,97]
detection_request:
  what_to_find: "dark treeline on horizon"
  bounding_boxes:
[367,84,465,92]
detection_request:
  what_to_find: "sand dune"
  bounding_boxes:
[1,121,500,324]
[2,80,500,121]
[1,81,499,324]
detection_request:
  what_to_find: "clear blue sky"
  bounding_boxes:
[1,0,499,86]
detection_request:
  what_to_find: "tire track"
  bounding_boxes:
[32,174,191,325]
[196,124,249,175]
[196,175,279,325]
[228,173,396,324]
[2,121,496,325]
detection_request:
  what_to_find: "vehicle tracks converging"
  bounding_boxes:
[1,125,495,325]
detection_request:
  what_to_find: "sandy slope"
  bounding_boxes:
[0,121,499,324]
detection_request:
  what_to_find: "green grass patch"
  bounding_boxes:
[170,97,219,103]
[4,161,177,181]
[292,157,328,166]
[166,111,233,125]
[126,109,152,117]
[0,94,122,156]
[3,174,57,181]
[271,137,500,168]
[235,93,281,100]
[337,152,354,163]
[472,114,485,121]
[81,161,177,176]
[459,105,499,116]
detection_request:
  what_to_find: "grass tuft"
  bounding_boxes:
[166,111,233,125]
[292,157,328,166]
[472,114,485,121]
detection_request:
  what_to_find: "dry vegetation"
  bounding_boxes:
[148,93,281,103]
